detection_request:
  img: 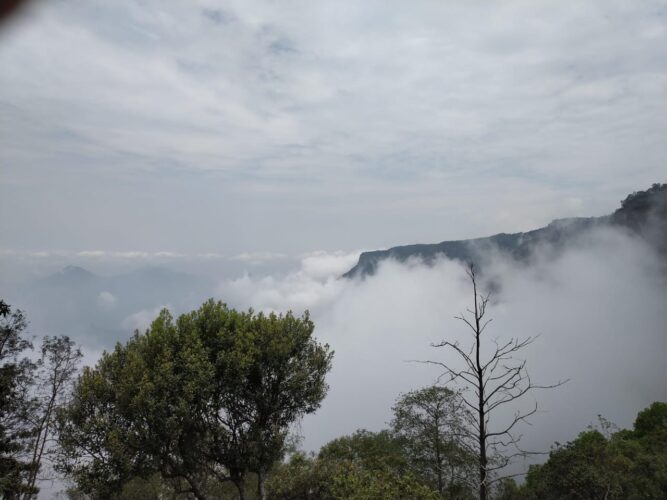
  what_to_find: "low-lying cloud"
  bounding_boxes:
[218,250,361,314]
[3,227,664,480]
[215,228,667,471]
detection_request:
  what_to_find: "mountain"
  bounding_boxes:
[39,265,97,287]
[343,183,667,279]
[12,265,213,345]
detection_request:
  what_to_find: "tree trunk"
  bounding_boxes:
[257,469,267,500]
[472,268,487,500]
[233,479,246,500]
[434,416,444,495]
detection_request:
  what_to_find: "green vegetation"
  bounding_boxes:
[513,402,667,499]
[1,296,665,499]
[0,300,35,498]
[1,300,82,499]
[56,300,333,500]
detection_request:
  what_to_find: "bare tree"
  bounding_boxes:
[425,263,566,500]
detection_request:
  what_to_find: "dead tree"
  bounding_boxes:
[426,263,566,500]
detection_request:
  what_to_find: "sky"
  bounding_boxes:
[1,3,666,494]
[1,0,666,259]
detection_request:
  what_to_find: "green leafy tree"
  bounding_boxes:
[57,309,215,498]
[0,300,37,498]
[391,386,476,498]
[266,451,339,500]
[57,300,333,500]
[268,435,440,500]
[519,402,667,499]
[328,460,440,500]
[23,336,82,498]
[318,429,407,472]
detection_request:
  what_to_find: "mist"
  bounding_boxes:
[217,225,667,467]
[1,222,665,481]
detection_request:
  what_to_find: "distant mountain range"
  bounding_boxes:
[7,265,212,345]
[343,183,667,279]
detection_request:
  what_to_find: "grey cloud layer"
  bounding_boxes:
[217,229,667,464]
[1,232,664,478]
[1,0,666,253]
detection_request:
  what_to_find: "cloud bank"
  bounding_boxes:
[215,229,667,469]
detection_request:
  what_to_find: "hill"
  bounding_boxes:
[343,183,666,278]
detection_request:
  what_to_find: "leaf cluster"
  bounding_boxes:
[511,402,667,499]
[57,299,333,498]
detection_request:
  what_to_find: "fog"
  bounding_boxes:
[217,226,667,468]
[1,223,665,481]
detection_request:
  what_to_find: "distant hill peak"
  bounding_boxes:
[39,265,97,287]
[60,265,94,276]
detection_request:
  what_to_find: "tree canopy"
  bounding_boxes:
[57,300,333,499]
[510,402,667,499]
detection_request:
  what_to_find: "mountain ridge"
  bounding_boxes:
[343,183,666,279]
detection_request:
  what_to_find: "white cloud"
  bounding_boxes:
[299,251,363,280]
[0,0,665,253]
[232,252,288,264]
[121,304,169,332]
[96,291,117,310]
[77,250,106,258]
[219,250,360,313]
[215,232,667,469]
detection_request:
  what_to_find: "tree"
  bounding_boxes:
[0,300,37,498]
[391,386,476,498]
[267,432,440,500]
[57,300,333,500]
[426,264,566,500]
[318,429,407,473]
[23,336,82,499]
[519,402,667,499]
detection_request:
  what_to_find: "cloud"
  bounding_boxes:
[76,250,106,258]
[216,232,667,473]
[298,251,363,280]
[121,304,169,332]
[96,291,117,310]
[0,1,665,254]
[231,252,288,265]
[218,250,361,313]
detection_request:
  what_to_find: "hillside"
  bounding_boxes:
[343,183,667,278]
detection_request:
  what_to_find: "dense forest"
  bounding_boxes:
[2,259,666,499]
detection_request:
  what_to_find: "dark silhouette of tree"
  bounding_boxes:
[23,336,82,498]
[425,264,566,500]
[0,300,37,498]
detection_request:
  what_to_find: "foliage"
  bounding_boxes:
[391,386,476,498]
[267,444,440,500]
[0,300,37,498]
[266,451,339,500]
[517,402,667,500]
[57,300,333,499]
[318,429,407,472]
[25,335,82,496]
[328,459,440,500]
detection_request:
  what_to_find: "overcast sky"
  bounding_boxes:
[1,0,666,258]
